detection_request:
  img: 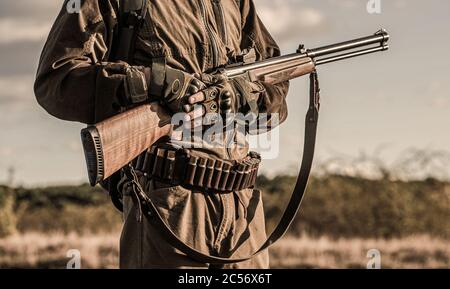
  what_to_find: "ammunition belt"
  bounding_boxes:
[132,147,261,193]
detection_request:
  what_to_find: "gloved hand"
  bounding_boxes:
[120,65,205,114]
[185,73,265,117]
[148,64,207,113]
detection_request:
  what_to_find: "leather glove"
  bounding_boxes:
[149,64,206,113]
[119,65,204,114]
[189,73,265,116]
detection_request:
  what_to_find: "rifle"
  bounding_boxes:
[81,29,390,186]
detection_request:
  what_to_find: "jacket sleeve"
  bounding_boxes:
[34,0,148,124]
[240,0,290,127]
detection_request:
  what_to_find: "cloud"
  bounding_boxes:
[0,146,15,157]
[0,75,34,103]
[394,0,408,9]
[0,41,43,76]
[67,140,82,153]
[327,0,358,9]
[432,96,449,109]
[0,74,39,117]
[256,0,328,45]
[428,81,450,109]
[0,18,52,44]
[0,0,62,20]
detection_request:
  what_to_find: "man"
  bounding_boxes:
[35,0,289,268]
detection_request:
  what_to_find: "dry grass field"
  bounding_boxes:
[270,235,450,269]
[1,165,448,269]
[0,232,448,269]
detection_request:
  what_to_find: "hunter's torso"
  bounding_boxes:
[133,0,243,74]
[131,0,250,160]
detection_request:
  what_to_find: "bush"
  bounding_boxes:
[261,175,450,239]
[0,186,17,237]
[12,184,121,234]
[1,175,449,239]
[16,204,122,234]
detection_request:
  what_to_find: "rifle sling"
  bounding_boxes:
[126,71,320,264]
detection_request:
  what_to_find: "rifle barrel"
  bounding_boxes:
[315,44,389,66]
[224,29,389,78]
[307,30,389,58]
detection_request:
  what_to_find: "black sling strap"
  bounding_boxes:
[116,0,166,97]
[115,0,149,62]
[125,71,321,264]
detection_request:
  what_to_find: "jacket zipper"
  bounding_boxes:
[212,0,227,45]
[215,0,232,160]
[199,0,220,68]
[199,0,232,159]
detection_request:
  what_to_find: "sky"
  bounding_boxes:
[0,0,449,186]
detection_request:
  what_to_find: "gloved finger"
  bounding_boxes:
[192,78,207,90]
[200,86,220,103]
[220,91,233,114]
[188,91,206,105]
[188,84,200,95]
[191,78,202,87]
[220,98,232,110]
[203,100,219,114]
[183,95,208,113]
[183,103,194,113]
[184,105,205,122]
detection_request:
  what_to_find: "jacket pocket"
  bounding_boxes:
[234,188,263,220]
[149,183,192,215]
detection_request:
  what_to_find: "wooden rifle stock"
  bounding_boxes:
[81,103,172,186]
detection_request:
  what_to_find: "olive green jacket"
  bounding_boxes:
[34,0,289,160]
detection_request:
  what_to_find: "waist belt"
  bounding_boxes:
[132,147,261,192]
